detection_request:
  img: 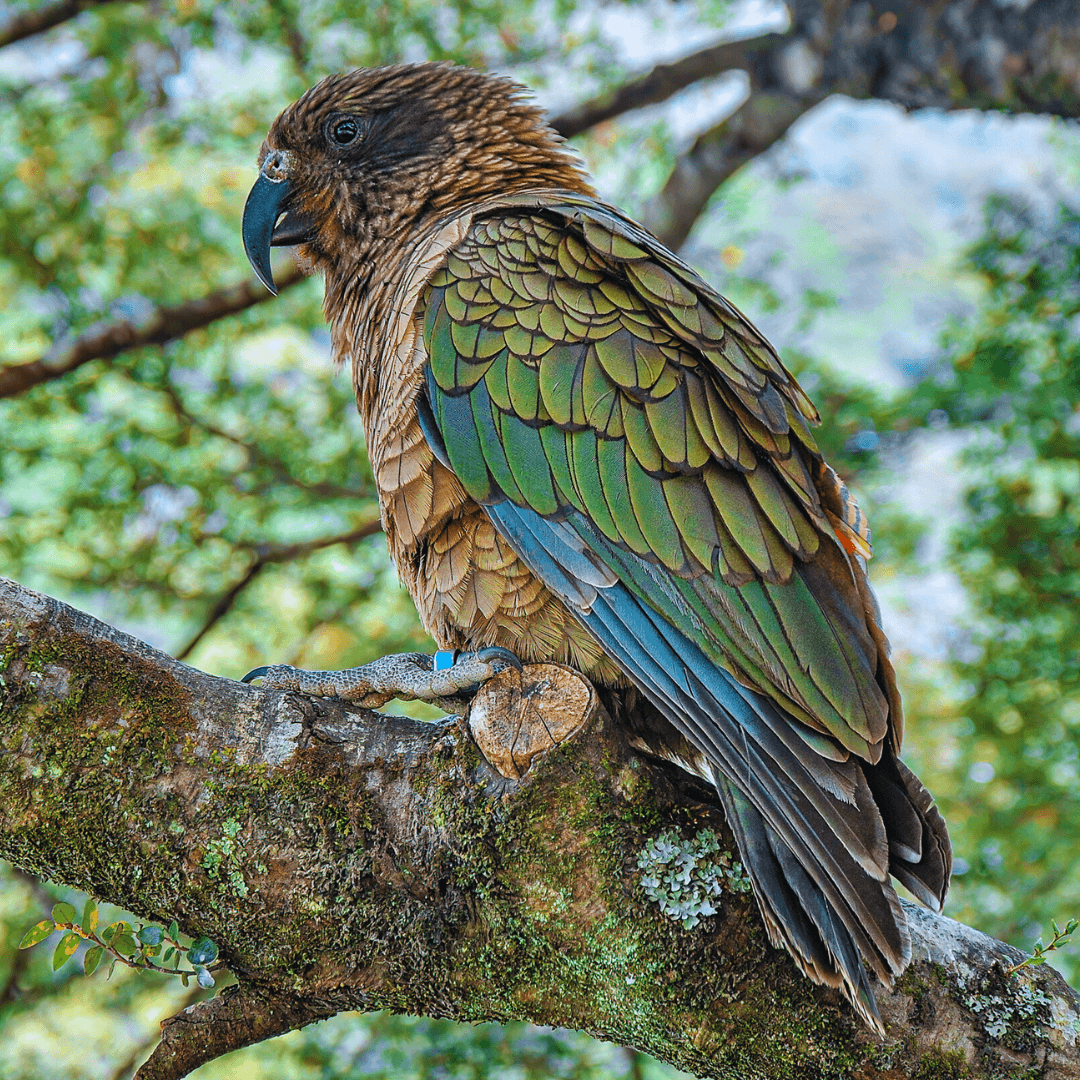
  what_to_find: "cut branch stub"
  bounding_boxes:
[467,662,598,779]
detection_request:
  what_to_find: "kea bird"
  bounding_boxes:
[241,62,951,1029]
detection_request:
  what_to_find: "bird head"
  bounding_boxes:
[242,62,594,294]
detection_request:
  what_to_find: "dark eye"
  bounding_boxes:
[328,117,360,147]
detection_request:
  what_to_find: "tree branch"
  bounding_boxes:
[175,519,384,660]
[641,90,818,251]
[140,988,336,1080]
[555,0,1080,253]
[0,0,129,48]
[0,262,305,400]
[108,986,206,1080]
[2,576,1078,1080]
[8,3,1077,400]
[549,33,789,139]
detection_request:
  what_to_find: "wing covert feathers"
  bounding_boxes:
[417,191,951,1029]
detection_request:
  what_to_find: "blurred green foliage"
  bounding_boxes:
[1,0,1079,1075]
[898,198,1080,977]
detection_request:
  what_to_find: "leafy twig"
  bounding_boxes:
[19,899,221,988]
[1005,918,1078,976]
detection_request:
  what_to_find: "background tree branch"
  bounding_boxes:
[0,0,129,48]
[562,0,1080,251]
[2,577,1078,1080]
[549,33,789,139]
[640,90,818,250]
[0,261,305,400]
[175,518,384,660]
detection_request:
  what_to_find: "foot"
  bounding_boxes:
[241,647,522,711]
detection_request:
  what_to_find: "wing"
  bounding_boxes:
[418,195,950,1024]
[426,197,886,752]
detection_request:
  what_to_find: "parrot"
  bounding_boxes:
[240,62,951,1030]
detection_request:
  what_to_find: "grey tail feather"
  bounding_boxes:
[712,771,904,1035]
[867,756,952,912]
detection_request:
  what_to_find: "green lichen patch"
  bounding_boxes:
[952,966,1052,1050]
[637,827,751,929]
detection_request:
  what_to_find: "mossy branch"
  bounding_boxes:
[1,577,1078,1080]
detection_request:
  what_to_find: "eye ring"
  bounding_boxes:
[327,116,361,147]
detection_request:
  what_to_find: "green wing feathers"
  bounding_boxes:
[424,201,888,755]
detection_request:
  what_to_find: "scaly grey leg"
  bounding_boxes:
[241,647,521,711]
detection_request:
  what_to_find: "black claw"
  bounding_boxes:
[475,646,523,672]
[241,666,270,684]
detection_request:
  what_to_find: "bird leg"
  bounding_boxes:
[241,647,522,712]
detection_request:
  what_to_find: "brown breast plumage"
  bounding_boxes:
[336,209,623,685]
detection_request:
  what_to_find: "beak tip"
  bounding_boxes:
[242,173,291,299]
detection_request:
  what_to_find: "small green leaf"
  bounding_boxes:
[195,966,215,989]
[163,947,176,966]
[84,945,104,975]
[51,902,77,926]
[187,937,218,966]
[181,972,190,987]
[52,931,80,970]
[102,921,130,945]
[167,921,179,941]
[113,933,137,957]
[82,899,98,935]
[19,920,55,949]
[108,958,117,980]
[138,925,163,946]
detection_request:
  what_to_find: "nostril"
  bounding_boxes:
[261,149,291,182]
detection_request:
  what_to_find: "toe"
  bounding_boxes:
[239,664,299,691]
[474,646,523,673]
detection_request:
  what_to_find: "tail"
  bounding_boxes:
[485,500,952,1027]
[714,753,949,1031]
[578,576,950,1030]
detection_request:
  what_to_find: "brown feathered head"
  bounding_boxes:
[242,63,593,293]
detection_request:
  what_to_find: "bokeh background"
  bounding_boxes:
[1,1,1078,1076]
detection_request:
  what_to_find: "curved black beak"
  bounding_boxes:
[242,174,314,295]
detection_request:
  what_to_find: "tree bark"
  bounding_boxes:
[790,0,1080,117]
[1,576,1078,1080]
